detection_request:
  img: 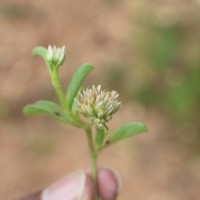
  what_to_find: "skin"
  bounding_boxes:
[17,168,120,200]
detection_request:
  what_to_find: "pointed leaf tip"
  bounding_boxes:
[109,122,147,145]
[66,63,94,110]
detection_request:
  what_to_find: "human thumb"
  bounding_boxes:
[41,171,94,200]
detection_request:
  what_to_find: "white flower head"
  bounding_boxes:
[75,85,121,129]
[46,45,66,68]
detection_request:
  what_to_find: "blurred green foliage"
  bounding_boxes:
[134,22,200,123]
[105,20,200,122]
[103,9,200,153]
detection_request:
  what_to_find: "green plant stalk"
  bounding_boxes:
[86,127,99,200]
[51,66,99,199]
[27,46,148,200]
[50,68,89,128]
[51,68,67,109]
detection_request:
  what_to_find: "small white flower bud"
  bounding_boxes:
[46,45,66,68]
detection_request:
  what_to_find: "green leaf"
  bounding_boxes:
[66,63,94,110]
[109,122,147,145]
[32,46,51,70]
[23,100,71,124]
[71,87,84,117]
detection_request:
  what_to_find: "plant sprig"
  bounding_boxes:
[23,45,147,200]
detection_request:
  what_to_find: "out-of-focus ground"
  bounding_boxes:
[1,0,200,199]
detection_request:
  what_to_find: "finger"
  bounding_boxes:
[17,171,94,200]
[98,168,121,200]
[85,168,121,200]
[41,171,94,200]
[17,168,121,200]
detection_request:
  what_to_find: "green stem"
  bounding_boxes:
[51,68,67,109]
[50,68,90,129]
[85,127,99,200]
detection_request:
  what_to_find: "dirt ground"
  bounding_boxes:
[0,0,200,199]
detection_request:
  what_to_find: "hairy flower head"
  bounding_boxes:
[46,45,66,67]
[75,85,121,129]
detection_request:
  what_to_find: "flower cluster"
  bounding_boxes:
[75,85,121,129]
[46,45,66,68]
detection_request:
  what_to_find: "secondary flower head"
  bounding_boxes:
[76,85,121,129]
[46,45,66,68]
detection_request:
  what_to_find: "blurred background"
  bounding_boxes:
[0,0,200,199]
